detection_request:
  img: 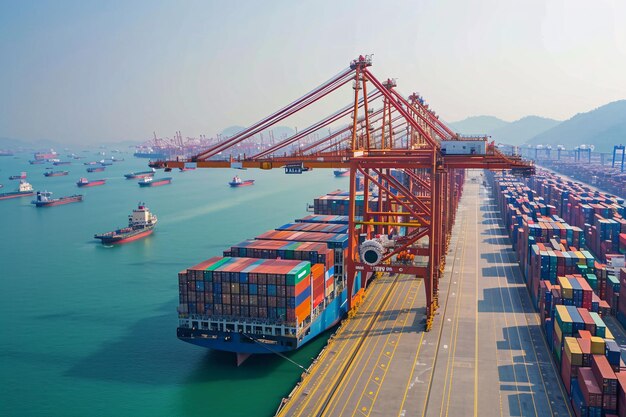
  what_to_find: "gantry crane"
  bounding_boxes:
[150,55,534,329]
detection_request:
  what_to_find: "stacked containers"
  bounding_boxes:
[489,170,626,416]
[179,257,312,325]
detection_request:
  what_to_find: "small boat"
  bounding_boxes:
[229,176,255,187]
[124,169,155,179]
[31,191,83,207]
[9,172,27,180]
[138,177,172,187]
[94,203,157,244]
[44,170,69,177]
[333,169,349,177]
[0,181,34,200]
[29,160,45,165]
[53,161,71,166]
[77,178,106,187]
[111,157,124,162]
[87,166,106,173]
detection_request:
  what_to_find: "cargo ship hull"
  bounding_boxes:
[125,172,154,179]
[229,180,254,187]
[96,228,154,244]
[44,172,68,177]
[139,178,172,187]
[177,288,347,355]
[0,191,35,200]
[77,180,106,187]
[87,167,105,172]
[33,196,83,207]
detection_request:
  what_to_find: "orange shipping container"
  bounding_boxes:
[295,298,311,323]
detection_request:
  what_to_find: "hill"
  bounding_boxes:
[447,115,560,145]
[447,116,508,135]
[528,100,626,152]
[488,116,561,145]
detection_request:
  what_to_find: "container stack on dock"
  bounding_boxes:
[489,169,626,416]
[539,160,626,199]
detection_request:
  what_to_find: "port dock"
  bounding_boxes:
[277,177,572,417]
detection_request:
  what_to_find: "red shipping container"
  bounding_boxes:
[561,351,574,394]
[615,371,626,417]
[591,354,617,396]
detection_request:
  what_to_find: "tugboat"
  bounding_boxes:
[0,180,35,200]
[94,203,157,244]
[43,170,69,177]
[124,169,155,179]
[31,191,83,207]
[333,168,349,177]
[87,166,106,172]
[138,177,172,187]
[9,172,27,180]
[76,178,106,187]
[228,176,255,187]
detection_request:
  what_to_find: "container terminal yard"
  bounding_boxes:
[150,57,626,416]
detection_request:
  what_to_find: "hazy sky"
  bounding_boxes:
[1,0,625,143]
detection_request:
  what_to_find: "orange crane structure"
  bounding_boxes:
[150,55,534,329]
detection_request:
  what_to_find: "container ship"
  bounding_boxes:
[125,170,155,179]
[43,170,69,177]
[77,178,106,187]
[87,166,106,173]
[138,177,172,187]
[31,191,83,207]
[9,172,27,180]
[489,168,626,416]
[94,203,157,244]
[0,181,34,200]
[228,176,254,187]
[177,191,376,364]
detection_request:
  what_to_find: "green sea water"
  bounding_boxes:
[0,152,346,417]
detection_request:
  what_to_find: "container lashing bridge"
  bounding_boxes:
[151,55,534,329]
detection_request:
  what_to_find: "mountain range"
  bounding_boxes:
[448,100,626,153]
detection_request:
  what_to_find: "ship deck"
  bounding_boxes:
[277,175,573,417]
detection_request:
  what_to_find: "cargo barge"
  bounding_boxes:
[138,177,172,187]
[9,172,27,180]
[32,191,83,207]
[489,169,626,416]
[87,166,105,173]
[228,176,254,187]
[0,181,34,200]
[95,203,157,244]
[43,170,69,177]
[77,178,106,187]
[333,169,349,177]
[176,194,363,365]
[124,170,155,179]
